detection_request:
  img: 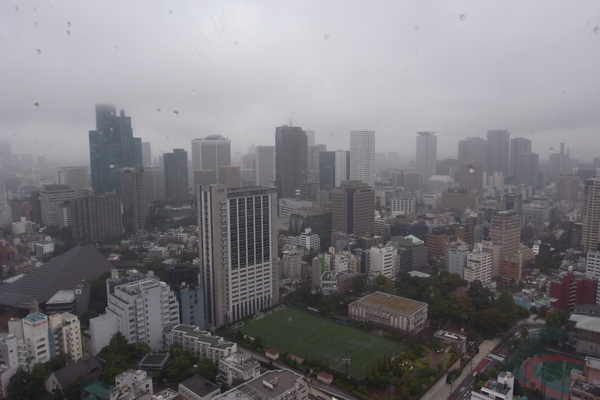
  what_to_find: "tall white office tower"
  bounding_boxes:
[254,146,276,186]
[350,131,375,187]
[197,185,278,330]
[57,166,89,191]
[416,132,437,184]
[582,178,600,252]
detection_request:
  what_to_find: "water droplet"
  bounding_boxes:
[233,40,238,46]
[37,49,41,55]
[156,108,161,113]
[14,6,18,11]
[169,9,173,14]
[467,165,474,173]
[109,164,115,169]
[191,90,196,96]
[115,46,119,51]
[459,14,466,21]
[166,136,170,139]
[35,21,38,27]
[324,33,329,40]
[310,287,317,295]
[287,315,293,322]
[173,110,179,117]
[414,25,420,31]
[594,27,599,34]
[66,30,70,36]
[67,21,71,27]
[33,102,39,109]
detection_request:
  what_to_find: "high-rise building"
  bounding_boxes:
[548,143,572,183]
[516,153,539,188]
[305,129,316,147]
[350,130,375,187]
[416,132,437,183]
[70,193,122,241]
[89,104,142,196]
[191,135,231,181]
[557,174,580,202]
[275,126,308,199]
[490,211,521,259]
[9,313,54,367]
[103,276,180,350]
[121,166,146,233]
[331,180,375,237]
[40,184,80,227]
[49,313,83,363]
[141,142,152,167]
[165,264,205,329]
[486,130,510,176]
[509,137,532,177]
[319,151,350,192]
[143,167,165,202]
[164,149,189,203]
[57,166,89,191]
[197,185,279,330]
[464,246,493,284]
[0,141,12,169]
[458,137,487,170]
[193,170,217,188]
[218,166,241,187]
[582,178,600,252]
[254,146,275,186]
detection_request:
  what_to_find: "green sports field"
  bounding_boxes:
[240,306,405,380]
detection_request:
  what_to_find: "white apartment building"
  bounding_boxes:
[57,166,89,191]
[110,369,153,399]
[586,251,600,304]
[350,130,375,187]
[370,245,398,279]
[0,335,27,398]
[9,313,53,368]
[11,217,36,235]
[218,351,261,386]
[464,245,493,285]
[49,313,83,363]
[171,324,237,362]
[390,195,416,216]
[299,228,320,251]
[104,277,180,350]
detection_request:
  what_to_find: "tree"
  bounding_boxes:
[170,355,192,383]
[520,328,529,339]
[538,305,549,318]
[467,281,494,311]
[195,358,218,383]
[31,363,46,397]
[545,310,570,329]
[496,292,518,325]
[351,275,367,296]
[477,307,506,336]
[7,368,34,400]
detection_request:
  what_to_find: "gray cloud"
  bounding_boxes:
[2,0,599,165]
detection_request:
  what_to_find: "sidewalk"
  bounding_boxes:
[420,338,499,400]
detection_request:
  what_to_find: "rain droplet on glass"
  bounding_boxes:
[156,108,161,113]
[67,21,71,27]
[467,164,474,173]
[109,164,115,169]
[33,102,39,109]
[233,40,238,46]
[66,30,70,36]
[594,27,599,34]
[324,33,329,40]
[37,49,41,55]
[173,111,179,116]
[459,14,466,21]
[415,25,420,31]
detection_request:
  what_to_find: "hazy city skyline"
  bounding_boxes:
[2,1,600,166]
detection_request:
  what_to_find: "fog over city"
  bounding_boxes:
[2,0,600,166]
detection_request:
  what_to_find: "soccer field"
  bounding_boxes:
[240,306,405,380]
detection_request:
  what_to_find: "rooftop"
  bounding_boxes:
[357,292,427,314]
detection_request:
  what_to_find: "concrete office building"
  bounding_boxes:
[275,126,308,199]
[218,165,242,187]
[490,211,521,259]
[57,166,89,191]
[9,313,54,368]
[350,130,375,187]
[121,166,147,233]
[486,130,510,176]
[40,184,83,227]
[370,244,397,279]
[69,193,122,241]
[143,167,165,202]
[197,185,279,330]
[49,313,83,363]
[192,135,231,180]
[416,131,437,183]
[582,178,600,252]
[516,153,539,188]
[464,245,493,285]
[319,150,350,192]
[254,145,275,186]
[141,142,152,167]
[458,137,488,170]
[89,104,142,196]
[331,180,375,237]
[164,149,189,203]
[509,137,532,178]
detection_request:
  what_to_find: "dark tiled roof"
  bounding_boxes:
[0,245,113,309]
[180,375,220,397]
[49,357,103,390]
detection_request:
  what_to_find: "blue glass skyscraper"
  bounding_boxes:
[89,104,142,196]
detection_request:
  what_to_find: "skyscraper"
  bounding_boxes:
[275,126,308,199]
[70,193,123,241]
[319,151,350,192]
[121,166,146,233]
[331,180,375,237]
[509,137,532,177]
[191,135,231,181]
[164,149,189,203]
[89,104,142,196]
[490,211,521,259]
[141,142,152,167]
[458,137,488,169]
[486,130,510,176]
[582,178,600,252]
[254,146,275,186]
[350,131,375,187]
[416,132,437,184]
[197,185,278,330]
[57,166,89,191]
[516,153,539,188]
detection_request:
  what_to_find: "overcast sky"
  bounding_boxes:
[2,0,599,166]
